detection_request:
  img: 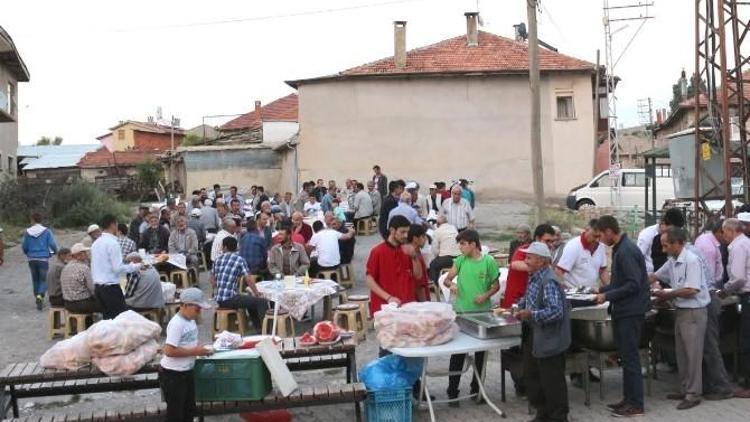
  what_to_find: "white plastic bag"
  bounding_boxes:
[374,302,458,348]
[92,339,159,376]
[86,310,161,357]
[213,331,243,350]
[39,332,91,370]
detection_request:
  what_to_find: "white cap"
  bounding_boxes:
[405,181,418,190]
[738,212,750,223]
[204,198,213,207]
[87,224,100,234]
[519,241,552,259]
[70,243,90,255]
[190,208,202,217]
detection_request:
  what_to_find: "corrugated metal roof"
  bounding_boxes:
[17,144,100,170]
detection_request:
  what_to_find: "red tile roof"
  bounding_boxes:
[78,147,158,168]
[221,93,298,131]
[288,31,594,87]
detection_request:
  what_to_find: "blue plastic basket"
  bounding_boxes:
[366,388,412,422]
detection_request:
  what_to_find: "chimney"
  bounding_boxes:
[465,12,479,47]
[394,21,407,69]
[254,100,262,121]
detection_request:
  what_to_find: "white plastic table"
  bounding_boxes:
[389,331,521,422]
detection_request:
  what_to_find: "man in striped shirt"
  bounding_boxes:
[440,186,475,232]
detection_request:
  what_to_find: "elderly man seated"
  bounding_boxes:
[140,213,170,254]
[123,252,166,311]
[269,224,310,276]
[388,191,423,226]
[168,216,200,269]
[61,243,102,314]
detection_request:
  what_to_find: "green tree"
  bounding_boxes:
[52,136,63,145]
[670,71,706,114]
[135,160,162,191]
[181,133,204,146]
[36,136,51,146]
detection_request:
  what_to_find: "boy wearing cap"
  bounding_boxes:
[159,287,213,421]
[442,229,499,405]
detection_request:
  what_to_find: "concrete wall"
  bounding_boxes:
[112,124,136,151]
[0,63,18,179]
[263,121,299,143]
[296,73,596,198]
[180,147,284,194]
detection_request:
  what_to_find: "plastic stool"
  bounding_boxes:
[213,308,248,337]
[66,313,94,338]
[316,269,340,283]
[333,304,365,340]
[356,219,373,236]
[158,272,169,283]
[137,308,162,325]
[48,307,67,340]
[338,263,354,289]
[346,294,370,334]
[170,270,190,289]
[188,268,199,287]
[261,309,295,338]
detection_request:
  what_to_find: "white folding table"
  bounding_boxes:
[389,332,521,421]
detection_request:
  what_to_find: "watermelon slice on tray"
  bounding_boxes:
[298,331,317,347]
[313,321,340,343]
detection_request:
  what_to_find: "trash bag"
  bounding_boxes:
[92,339,159,376]
[161,282,176,302]
[39,332,91,370]
[359,354,424,391]
[86,310,161,357]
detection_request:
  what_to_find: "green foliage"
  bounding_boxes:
[53,136,63,145]
[0,180,130,229]
[36,136,51,146]
[182,133,204,146]
[135,160,162,191]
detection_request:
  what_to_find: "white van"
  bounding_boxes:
[566,169,675,210]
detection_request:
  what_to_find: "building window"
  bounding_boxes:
[6,82,15,116]
[117,129,125,140]
[556,95,576,120]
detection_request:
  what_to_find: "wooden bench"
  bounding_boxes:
[0,383,367,422]
[13,373,159,399]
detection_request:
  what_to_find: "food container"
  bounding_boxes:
[456,312,522,339]
[572,313,656,352]
[570,304,609,321]
[194,349,272,401]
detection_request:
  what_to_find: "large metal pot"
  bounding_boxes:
[572,314,655,352]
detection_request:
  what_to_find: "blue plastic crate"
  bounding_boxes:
[366,388,412,422]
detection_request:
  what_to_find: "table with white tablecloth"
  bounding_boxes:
[256,278,340,320]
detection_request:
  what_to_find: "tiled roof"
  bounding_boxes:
[288,30,594,87]
[221,93,298,131]
[78,147,158,168]
[108,120,185,135]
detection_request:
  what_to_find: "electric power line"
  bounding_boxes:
[113,0,428,32]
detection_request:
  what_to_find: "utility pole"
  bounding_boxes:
[527,0,545,224]
[593,49,601,177]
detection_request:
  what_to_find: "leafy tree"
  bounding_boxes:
[181,133,204,146]
[134,160,162,191]
[52,136,63,145]
[36,136,51,146]
[670,71,707,114]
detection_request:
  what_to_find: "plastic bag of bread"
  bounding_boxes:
[161,282,176,302]
[86,310,161,357]
[92,339,159,376]
[39,332,91,370]
[374,302,459,348]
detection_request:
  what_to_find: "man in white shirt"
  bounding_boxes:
[429,215,460,283]
[91,214,142,319]
[308,220,354,276]
[211,218,238,263]
[441,186,475,231]
[555,219,609,290]
[637,208,685,273]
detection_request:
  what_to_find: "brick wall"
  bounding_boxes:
[133,130,184,151]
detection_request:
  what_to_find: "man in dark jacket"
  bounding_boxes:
[595,216,651,417]
[139,214,170,254]
[129,206,148,243]
[378,179,405,239]
[372,165,388,198]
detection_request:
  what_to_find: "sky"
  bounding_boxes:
[3,0,694,145]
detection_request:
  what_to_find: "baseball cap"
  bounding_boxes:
[190,208,202,217]
[180,288,213,309]
[428,184,437,189]
[520,241,552,259]
[70,243,90,255]
[87,224,101,234]
[405,181,418,190]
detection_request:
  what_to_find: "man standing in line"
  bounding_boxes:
[515,242,570,422]
[440,186,475,232]
[594,216,651,417]
[652,227,710,410]
[719,218,750,397]
[91,214,142,319]
[22,212,58,310]
[372,165,388,198]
